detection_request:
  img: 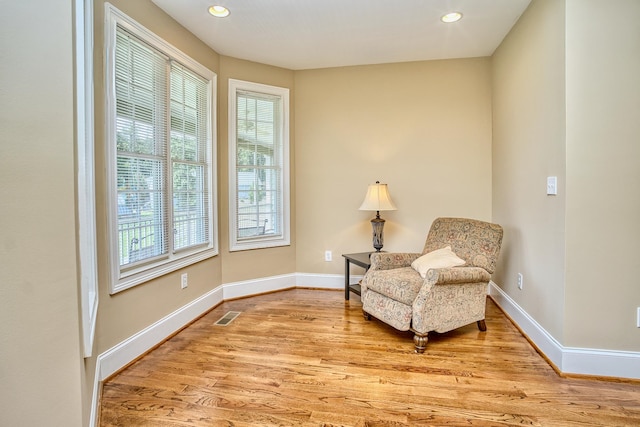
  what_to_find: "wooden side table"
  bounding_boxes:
[342,252,375,300]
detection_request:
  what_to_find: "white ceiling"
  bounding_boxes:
[151,0,531,71]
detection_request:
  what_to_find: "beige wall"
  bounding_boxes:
[564,0,640,350]
[0,1,84,426]
[295,59,493,274]
[493,0,640,352]
[492,0,567,340]
[218,56,297,284]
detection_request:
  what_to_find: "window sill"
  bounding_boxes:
[229,237,290,252]
[111,248,218,294]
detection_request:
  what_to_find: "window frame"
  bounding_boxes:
[228,79,290,251]
[105,3,218,294]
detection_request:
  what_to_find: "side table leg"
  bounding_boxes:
[344,258,350,300]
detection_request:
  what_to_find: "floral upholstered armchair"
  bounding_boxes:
[361,217,503,353]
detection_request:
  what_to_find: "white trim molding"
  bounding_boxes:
[296,272,351,290]
[90,273,339,380]
[90,285,223,426]
[223,273,297,299]
[489,281,640,380]
[75,0,99,358]
[97,286,225,382]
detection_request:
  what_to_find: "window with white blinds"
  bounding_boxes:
[105,4,217,293]
[228,79,290,251]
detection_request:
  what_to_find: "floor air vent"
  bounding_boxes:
[214,311,241,326]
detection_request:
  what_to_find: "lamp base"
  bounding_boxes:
[370,213,385,252]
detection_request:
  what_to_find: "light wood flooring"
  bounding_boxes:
[100,289,640,426]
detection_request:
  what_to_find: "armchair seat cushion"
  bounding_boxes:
[364,267,423,305]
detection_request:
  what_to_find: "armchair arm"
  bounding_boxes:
[369,252,421,271]
[425,266,491,286]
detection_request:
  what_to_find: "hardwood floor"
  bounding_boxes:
[100,289,640,426]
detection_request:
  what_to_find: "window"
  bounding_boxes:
[105,4,217,293]
[229,80,290,251]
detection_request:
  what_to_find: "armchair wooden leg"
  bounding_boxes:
[363,310,371,321]
[477,319,487,331]
[413,333,428,353]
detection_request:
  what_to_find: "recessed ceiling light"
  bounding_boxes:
[441,12,462,23]
[208,5,230,18]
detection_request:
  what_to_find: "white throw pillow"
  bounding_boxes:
[411,246,466,279]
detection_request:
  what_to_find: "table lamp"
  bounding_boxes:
[359,181,397,251]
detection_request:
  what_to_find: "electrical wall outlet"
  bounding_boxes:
[181,273,188,289]
[517,273,523,290]
[637,307,640,328]
[324,250,332,262]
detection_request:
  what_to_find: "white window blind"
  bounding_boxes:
[106,4,217,293]
[170,62,210,252]
[115,27,169,267]
[229,80,290,251]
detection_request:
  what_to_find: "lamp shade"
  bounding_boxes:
[359,182,397,211]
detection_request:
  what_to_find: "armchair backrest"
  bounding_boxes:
[422,217,503,274]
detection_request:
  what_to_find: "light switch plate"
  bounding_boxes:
[547,176,558,195]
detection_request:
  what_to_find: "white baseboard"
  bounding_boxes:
[488,282,565,367]
[90,285,225,426]
[97,285,225,381]
[489,281,640,380]
[223,273,297,299]
[90,272,343,426]
[88,357,102,427]
[89,275,639,426]
[95,273,326,386]
[295,272,349,289]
